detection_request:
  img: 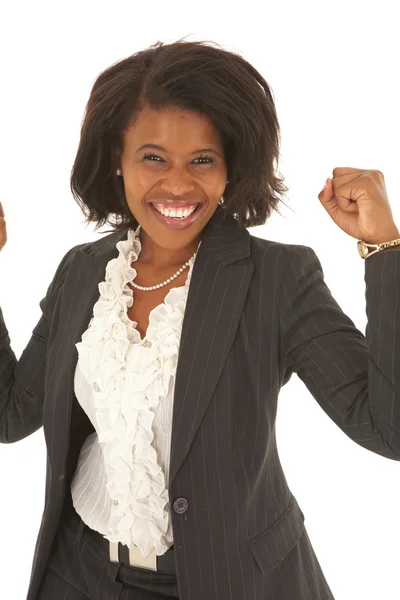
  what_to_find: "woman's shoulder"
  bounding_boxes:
[57,229,128,266]
[249,233,314,260]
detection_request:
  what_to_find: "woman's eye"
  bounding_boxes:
[142,153,214,164]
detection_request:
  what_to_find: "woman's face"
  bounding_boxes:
[116,106,228,252]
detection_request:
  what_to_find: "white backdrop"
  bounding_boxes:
[0,1,399,599]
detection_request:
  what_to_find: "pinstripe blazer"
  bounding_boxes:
[1,204,399,600]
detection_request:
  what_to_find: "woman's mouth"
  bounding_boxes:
[148,202,203,230]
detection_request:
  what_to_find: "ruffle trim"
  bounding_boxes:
[75,224,200,557]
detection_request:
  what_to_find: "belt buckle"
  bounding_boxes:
[109,541,157,571]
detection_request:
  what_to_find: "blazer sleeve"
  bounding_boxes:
[279,244,400,461]
[0,246,76,443]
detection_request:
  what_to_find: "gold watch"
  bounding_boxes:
[357,236,400,259]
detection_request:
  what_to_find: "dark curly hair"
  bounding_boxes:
[70,37,290,233]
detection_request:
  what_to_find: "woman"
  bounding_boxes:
[1,38,400,600]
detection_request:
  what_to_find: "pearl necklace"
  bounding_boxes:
[130,250,197,291]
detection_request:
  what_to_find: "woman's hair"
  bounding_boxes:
[70,37,289,233]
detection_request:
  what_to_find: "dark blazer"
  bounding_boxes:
[1,204,399,600]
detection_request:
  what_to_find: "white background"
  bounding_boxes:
[0,1,399,598]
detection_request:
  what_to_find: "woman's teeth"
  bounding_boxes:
[152,203,198,219]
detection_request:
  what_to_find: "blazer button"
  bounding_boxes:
[173,497,188,514]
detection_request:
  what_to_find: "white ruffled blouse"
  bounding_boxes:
[71,223,201,558]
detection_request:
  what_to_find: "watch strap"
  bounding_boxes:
[358,237,400,259]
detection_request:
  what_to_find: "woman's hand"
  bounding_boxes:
[0,201,7,252]
[317,167,400,244]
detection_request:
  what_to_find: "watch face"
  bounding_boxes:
[357,241,369,258]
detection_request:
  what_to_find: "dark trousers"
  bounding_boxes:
[37,494,180,599]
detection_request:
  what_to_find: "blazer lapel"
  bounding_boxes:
[168,208,253,486]
[49,205,253,488]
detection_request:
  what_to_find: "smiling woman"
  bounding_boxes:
[3,37,355,600]
[4,31,399,600]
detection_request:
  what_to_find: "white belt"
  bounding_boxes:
[109,541,157,571]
